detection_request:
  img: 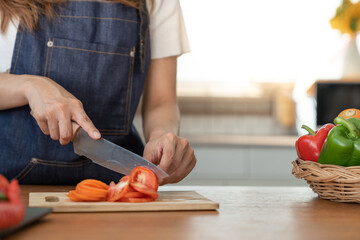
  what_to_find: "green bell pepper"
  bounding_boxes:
[318,117,360,166]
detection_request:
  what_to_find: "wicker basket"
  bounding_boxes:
[292,158,360,203]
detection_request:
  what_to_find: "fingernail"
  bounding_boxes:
[93,131,101,138]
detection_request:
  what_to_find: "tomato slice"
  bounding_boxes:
[78,179,109,190]
[121,186,146,198]
[75,185,107,200]
[119,197,154,203]
[107,176,130,202]
[66,190,83,202]
[130,166,158,191]
[68,190,103,202]
[123,191,146,198]
[130,182,159,200]
[76,184,108,195]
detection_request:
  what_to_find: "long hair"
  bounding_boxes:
[0,0,142,33]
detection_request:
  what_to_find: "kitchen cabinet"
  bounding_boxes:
[179,142,303,186]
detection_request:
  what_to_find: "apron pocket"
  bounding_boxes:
[15,157,92,182]
[45,37,136,134]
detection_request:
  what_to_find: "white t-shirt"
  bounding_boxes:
[0,0,190,72]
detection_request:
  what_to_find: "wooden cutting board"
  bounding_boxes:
[29,191,219,212]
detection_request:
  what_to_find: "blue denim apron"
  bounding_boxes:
[0,0,150,184]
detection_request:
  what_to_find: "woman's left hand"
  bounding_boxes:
[143,132,196,185]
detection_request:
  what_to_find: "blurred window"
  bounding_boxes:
[178,0,342,88]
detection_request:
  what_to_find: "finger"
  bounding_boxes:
[30,111,50,135]
[160,137,190,176]
[172,137,190,167]
[158,143,177,175]
[57,112,72,145]
[161,155,197,185]
[143,145,161,166]
[160,144,196,185]
[157,133,179,174]
[36,120,50,135]
[47,118,60,141]
[71,121,81,140]
[72,110,100,139]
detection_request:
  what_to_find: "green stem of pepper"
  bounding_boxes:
[0,192,7,201]
[334,116,360,139]
[301,124,316,135]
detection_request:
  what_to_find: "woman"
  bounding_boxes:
[0,0,196,185]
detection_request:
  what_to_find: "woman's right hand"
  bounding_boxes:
[23,75,100,145]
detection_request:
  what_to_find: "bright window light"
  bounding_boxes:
[178,0,343,84]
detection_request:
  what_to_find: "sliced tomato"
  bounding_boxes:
[107,176,130,202]
[123,191,146,198]
[78,179,109,190]
[119,197,154,203]
[66,190,83,202]
[76,184,108,195]
[121,186,146,198]
[75,185,107,201]
[130,166,158,191]
[67,190,102,202]
[130,182,159,200]
[127,186,136,193]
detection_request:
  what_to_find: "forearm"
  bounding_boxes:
[0,73,29,110]
[141,57,179,142]
[142,101,180,142]
[141,57,196,184]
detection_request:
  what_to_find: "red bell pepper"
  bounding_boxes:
[0,175,25,230]
[295,123,334,162]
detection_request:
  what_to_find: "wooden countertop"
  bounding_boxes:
[7,185,360,240]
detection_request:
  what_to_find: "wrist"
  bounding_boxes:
[147,128,178,142]
[15,74,36,105]
[20,74,45,102]
[18,74,33,98]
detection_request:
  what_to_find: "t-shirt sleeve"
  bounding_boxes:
[148,0,190,59]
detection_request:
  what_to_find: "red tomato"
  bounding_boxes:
[107,176,130,202]
[119,197,154,203]
[130,166,158,191]
[130,182,159,200]
[123,191,145,198]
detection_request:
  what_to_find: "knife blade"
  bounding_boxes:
[72,128,168,181]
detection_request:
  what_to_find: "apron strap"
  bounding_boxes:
[139,0,149,73]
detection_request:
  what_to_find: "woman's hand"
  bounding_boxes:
[141,57,196,184]
[23,75,100,145]
[143,132,196,185]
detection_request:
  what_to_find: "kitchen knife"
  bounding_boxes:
[72,127,168,181]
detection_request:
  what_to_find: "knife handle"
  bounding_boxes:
[71,121,81,142]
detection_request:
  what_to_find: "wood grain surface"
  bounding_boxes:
[7,185,360,240]
[29,191,219,212]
